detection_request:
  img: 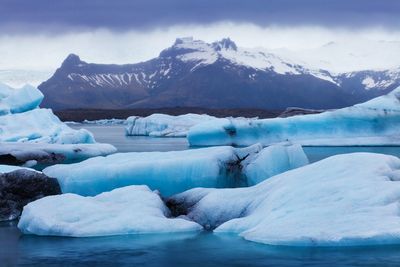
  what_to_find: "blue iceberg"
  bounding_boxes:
[43,144,308,196]
[188,87,400,146]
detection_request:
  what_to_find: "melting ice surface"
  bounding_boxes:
[43,144,308,196]
[188,86,400,146]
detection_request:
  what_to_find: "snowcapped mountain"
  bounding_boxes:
[38,37,400,110]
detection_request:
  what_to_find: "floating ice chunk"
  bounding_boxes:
[125,113,217,137]
[0,108,95,144]
[43,145,261,196]
[83,119,126,125]
[0,84,44,115]
[43,144,306,196]
[169,153,400,246]
[0,143,117,168]
[188,87,400,146]
[18,185,202,237]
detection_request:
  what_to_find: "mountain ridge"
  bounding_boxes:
[38,37,400,110]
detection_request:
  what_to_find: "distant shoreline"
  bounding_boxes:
[54,107,281,122]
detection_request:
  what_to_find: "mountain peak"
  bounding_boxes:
[212,38,237,51]
[61,53,84,68]
[174,37,194,46]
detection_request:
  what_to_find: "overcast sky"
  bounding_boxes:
[1,0,400,70]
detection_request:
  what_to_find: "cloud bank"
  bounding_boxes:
[1,23,400,72]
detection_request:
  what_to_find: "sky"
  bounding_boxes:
[1,0,400,71]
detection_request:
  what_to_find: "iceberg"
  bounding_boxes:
[43,144,307,196]
[83,118,126,125]
[0,143,117,168]
[18,185,201,237]
[0,84,43,115]
[125,113,216,137]
[0,83,116,164]
[188,87,400,146]
[168,153,400,246]
[0,108,95,144]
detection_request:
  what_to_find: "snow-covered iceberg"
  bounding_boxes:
[188,87,400,146]
[18,185,201,237]
[125,113,217,137]
[43,144,307,196]
[168,153,400,246]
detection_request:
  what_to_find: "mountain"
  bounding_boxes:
[38,37,400,110]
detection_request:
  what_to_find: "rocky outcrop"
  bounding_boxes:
[0,169,61,221]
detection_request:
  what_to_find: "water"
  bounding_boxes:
[71,124,189,152]
[4,223,400,267]
[3,124,400,266]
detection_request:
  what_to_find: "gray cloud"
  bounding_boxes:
[1,0,400,33]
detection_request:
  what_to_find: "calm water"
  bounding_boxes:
[3,124,400,266]
[71,124,189,152]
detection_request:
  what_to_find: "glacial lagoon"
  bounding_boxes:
[3,124,400,266]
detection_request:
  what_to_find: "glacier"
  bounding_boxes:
[188,87,400,146]
[168,153,400,246]
[125,113,217,137]
[18,185,201,237]
[43,144,307,196]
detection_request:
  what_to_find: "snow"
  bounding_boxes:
[43,144,307,196]
[188,87,400,146]
[272,40,400,74]
[169,153,400,246]
[125,113,217,137]
[18,185,202,237]
[173,38,338,84]
[0,143,117,168]
[362,76,376,90]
